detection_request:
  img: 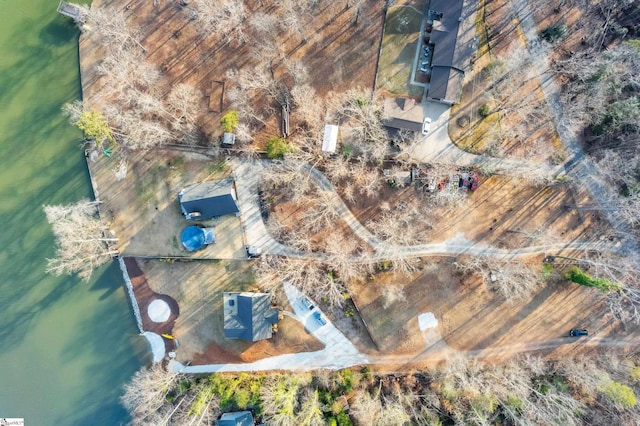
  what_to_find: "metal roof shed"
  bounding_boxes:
[222,132,236,146]
[178,178,240,220]
[322,124,339,153]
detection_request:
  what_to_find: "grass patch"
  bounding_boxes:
[207,159,230,176]
[136,165,165,206]
[475,0,491,57]
[455,112,500,153]
[376,6,424,98]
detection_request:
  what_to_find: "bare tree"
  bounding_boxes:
[298,190,341,233]
[75,4,146,51]
[43,199,118,281]
[260,374,306,426]
[454,256,547,302]
[190,0,248,44]
[350,388,412,426]
[256,256,347,307]
[295,389,325,426]
[291,84,325,135]
[121,365,181,424]
[329,90,389,162]
[381,284,406,309]
[367,200,431,247]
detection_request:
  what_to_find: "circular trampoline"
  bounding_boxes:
[181,226,205,251]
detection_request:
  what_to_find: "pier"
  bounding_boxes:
[57,1,84,22]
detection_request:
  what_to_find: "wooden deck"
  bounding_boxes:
[124,257,179,354]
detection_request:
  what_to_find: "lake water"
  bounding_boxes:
[0,1,148,424]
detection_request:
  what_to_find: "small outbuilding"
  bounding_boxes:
[178,178,240,220]
[322,124,339,153]
[222,132,236,146]
[217,411,254,426]
[223,292,279,342]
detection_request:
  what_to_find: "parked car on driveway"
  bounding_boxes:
[313,311,327,326]
[569,329,588,337]
[302,297,314,310]
[422,117,432,135]
[245,245,262,259]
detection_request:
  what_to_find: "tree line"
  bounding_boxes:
[122,353,640,425]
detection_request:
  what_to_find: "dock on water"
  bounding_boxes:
[57,1,85,22]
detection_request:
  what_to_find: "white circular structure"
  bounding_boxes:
[148,299,171,323]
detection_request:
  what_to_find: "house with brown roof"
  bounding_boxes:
[382,97,424,135]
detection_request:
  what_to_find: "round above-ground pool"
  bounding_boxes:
[181,225,216,251]
[181,225,205,251]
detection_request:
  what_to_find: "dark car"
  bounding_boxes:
[569,329,588,337]
[313,311,327,326]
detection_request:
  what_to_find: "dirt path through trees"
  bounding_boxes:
[235,158,620,262]
[509,0,640,258]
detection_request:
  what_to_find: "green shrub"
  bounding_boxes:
[335,411,353,426]
[266,137,294,159]
[599,382,637,408]
[631,366,640,382]
[613,26,629,39]
[340,144,353,158]
[564,266,621,293]
[552,376,570,393]
[220,110,239,133]
[540,23,568,43]
[542,263,554,279]
[504,394,524,412]
[594,98,640,135]
[338,369,356,393]
[478,103,491,118]
[625,39,640,53]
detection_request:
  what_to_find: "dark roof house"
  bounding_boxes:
[223,292,279,342]
[382,97,424,134]
[178,178,239,220]
[217,411,254,426]
[426,0,467,104]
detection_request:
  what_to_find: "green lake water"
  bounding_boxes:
[0,1,148,424]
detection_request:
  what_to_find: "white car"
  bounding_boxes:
[422,117,432,135]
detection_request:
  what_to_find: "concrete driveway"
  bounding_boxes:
[409,101,555,175]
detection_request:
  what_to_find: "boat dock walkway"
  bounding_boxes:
[57,1,84,22]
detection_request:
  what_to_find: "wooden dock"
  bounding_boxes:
[57,1,84,22]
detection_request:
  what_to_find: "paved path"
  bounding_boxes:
[408,101,560,178]
[233,159,317,259]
